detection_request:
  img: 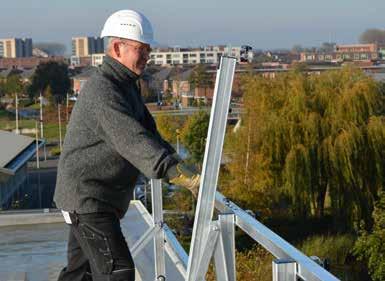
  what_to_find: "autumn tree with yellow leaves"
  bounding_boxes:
[222,67,385,230]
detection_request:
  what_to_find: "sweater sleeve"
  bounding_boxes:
[142,104,177,154]
[92,86,179,179]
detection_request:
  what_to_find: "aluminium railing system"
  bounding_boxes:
[127,56,341,281]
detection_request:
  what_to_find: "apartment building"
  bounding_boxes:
[71,37,105,67]
[71,37,104,57]
[0,38,33,58]
[148,46,244,65]
[300,43,379,63]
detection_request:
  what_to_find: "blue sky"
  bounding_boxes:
[1,0,384,53]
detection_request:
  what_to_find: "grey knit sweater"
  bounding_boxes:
[54,56,179,215]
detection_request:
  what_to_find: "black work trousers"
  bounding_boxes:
[57,212,135,281]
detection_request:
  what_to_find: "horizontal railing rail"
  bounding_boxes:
[214,192,340,281]
[132,186,340,281]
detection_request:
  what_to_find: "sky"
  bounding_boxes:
[0,0,384,54]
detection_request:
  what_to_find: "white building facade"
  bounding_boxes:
[149,46,242,65]
[71,46,248,67]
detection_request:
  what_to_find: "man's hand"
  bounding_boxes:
[168,163,201,198]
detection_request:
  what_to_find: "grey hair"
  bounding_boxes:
[105,37,120,54]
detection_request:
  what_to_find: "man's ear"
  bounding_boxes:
[113,41,121,57]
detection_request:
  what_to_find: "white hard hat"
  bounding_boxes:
[101,10,156,45]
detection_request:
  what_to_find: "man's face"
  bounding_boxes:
[118,39,151,75]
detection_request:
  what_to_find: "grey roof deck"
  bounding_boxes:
[0,201,185,281]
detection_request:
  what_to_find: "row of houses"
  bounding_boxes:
[299,43,385,63]
[71,65,220,107]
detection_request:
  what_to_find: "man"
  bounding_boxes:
[54,10,200,281]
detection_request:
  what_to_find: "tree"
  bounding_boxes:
[0,80,4,97]
[189,65,213,102]
[3,74,24,98]
[181,111,210,164]
[28,61,70,104]
[354,191,385,281]
[44,85,55,108]
[359,29,385,44]
[156,115,186,143]
[222,67,385,228]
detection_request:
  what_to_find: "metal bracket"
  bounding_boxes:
[214,214,236,281]
[151,179,166,280]
[195,222,220,281]
[131,179,166,280]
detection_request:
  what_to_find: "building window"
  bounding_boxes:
[156,54,163,58]
[189,53,196,58]
[360,53,368,60]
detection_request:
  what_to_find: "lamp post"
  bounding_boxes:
[58,103,62,152]
[66,92,69,122]
[15,93,19,134]
[39,92,47,161]
[176,129,180,155]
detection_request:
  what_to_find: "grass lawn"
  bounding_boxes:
[44,122,67,140]
[0,104,70,141]
[0,116,35,131]
[27,103,40,110]
[0,112,67,141]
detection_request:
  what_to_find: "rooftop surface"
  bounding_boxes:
[0,205,163,281]
[0,131,34,169]
[0,223,67,281]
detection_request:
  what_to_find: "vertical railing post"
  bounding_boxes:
[272,259,297,281]
[151,179,166,280]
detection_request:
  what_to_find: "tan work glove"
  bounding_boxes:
[168,163,201,198]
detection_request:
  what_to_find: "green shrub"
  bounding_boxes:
[50,146,61,156]
[299,234,355,265]
[354,191,385,281]
[206,246,272,281]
